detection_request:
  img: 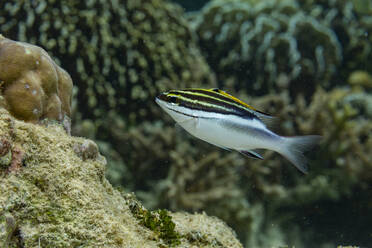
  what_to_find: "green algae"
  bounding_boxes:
[126,194,181,247]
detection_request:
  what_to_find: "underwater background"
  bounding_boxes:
[0,0,371,247]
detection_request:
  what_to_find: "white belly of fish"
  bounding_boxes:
[176,113,278,151]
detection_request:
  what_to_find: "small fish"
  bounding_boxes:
[155,88,321,173]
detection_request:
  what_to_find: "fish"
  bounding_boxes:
[155,88,322,174]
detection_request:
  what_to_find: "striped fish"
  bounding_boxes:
[155,88,321,173]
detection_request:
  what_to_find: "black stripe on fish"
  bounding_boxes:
[168,91,258,119]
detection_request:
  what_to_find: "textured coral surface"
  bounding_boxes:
[0,35,72,124]
[190,0,372,97]
[0,108,242,247]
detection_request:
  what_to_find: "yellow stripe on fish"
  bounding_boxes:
[165,88,269,117]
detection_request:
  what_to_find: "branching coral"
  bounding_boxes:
[0,35,73,127]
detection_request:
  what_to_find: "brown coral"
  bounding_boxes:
[0,35,73,126]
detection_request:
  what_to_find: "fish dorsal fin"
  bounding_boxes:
[208,88,277,128]
[238,150,263,160]
[253,111,278,129]
[209,88,258,112]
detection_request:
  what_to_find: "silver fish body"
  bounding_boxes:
[156,88,321,173]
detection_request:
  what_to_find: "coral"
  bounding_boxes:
[189,0,372,97]
[1,1,370,247]
[0,1,216,204]
[171,1,210,12]
[0,0,215,125]
[0,108,242,247]
[0,35,73,127]
[298,0,372,79]
[348,70,372,91]
[189,0,342,97]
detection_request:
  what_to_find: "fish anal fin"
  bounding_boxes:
[239,150,263,160]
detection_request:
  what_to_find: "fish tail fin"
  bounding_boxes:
[278,135,322,174]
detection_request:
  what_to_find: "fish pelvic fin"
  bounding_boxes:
[239,150,263,160]
[278,135,322,174]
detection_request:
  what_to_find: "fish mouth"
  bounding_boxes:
[165,106,196,118]
[156,92,168,102]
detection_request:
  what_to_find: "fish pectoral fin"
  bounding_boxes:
[174,115,198,130]
[238,150,263,160]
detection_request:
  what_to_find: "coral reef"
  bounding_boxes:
[1,1,370,247]
[298,0,372,81]
[0,108,243,247]
[0,0,215,125]
[0,0,216,203]
[0,35,72,127]
[189,0,372,97]
[189,0,342,96]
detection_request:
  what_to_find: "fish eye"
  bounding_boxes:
[212,88,220,92]
[168,96,178,104]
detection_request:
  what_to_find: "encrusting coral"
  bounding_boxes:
[0,35,72,129]
[0,107,243,247]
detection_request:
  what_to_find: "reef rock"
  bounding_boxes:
[0,108,242,247]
